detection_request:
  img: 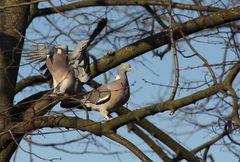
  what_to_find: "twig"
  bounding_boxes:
[144,5,168,29]
[34,0,224,17]
[180,30,217,84]
[168,0,179,101]
[105,133,153,162]
[9,130,57,161]
[127,123,172,162]
[15,75,46,94]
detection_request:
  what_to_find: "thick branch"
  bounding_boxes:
[15,75,46,93]
[0,141,17,162]
[0,115,100,152]
[223,61,240,85]
[35,0,224,17]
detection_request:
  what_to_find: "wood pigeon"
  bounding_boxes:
[45,44,77,95]
[61,63,133,120]
[24,18,107,95]
[23,42,90,95]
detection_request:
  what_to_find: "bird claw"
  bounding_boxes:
[105,114,113,120]
[49,91,64,97]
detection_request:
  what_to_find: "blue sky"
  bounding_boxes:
[11,1,240,162]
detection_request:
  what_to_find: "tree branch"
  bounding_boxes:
[10,61,239,161]
[144,5,168,29]
[15,75,46,93]
[117,107,200,162]
[35,0,224,17]
[105,133,153,162]
[192,129,229,154]
[89,7,240,79]
[223,61,240,85]
[127,123,172,162]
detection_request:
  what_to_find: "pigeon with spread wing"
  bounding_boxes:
[24,18,107,95]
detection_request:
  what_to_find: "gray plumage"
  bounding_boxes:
[76,63,132,120]
[68,40,90,83]
[24,18,108,95]
[46,45,76,95]
[24,44,57,63]
[24,42,90,95]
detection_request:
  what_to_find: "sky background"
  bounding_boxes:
[10,1,240,162]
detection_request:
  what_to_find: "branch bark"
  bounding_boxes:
[35,0,224,17]
[15,75,46,93]
[0,0,35,161]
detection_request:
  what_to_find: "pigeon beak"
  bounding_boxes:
[57,48,62,54]
[47,55,53,63]
[128,67,133,72]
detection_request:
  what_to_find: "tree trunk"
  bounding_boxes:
[0,0,31,161]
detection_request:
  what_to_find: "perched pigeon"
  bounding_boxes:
[61,63,133,120]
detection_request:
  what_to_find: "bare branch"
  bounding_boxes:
[15,75,46,94]
[35,0,224,17]
[168,0,179,101]
[17,7,240,92]
[192,129,230,153]
[223,61,240,85]
[116,107,199,162]
[105,133,153,162]
[179,30,218,85]
[127,123,172,162]
[89,7,240,79]
[228,87,240,126]
[144,5,168,29]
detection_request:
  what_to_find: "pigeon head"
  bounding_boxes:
[56,44,68,55]
[52,44,68,67]
[115,63,132,80]
[118,63,133,74]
